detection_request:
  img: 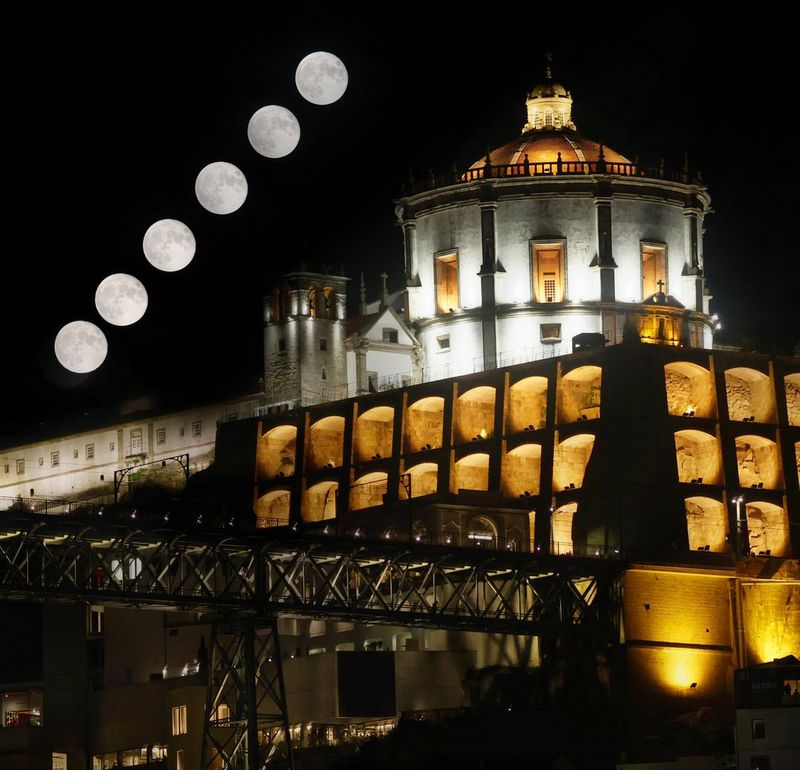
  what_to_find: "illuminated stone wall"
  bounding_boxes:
[664,362,716,418]
[507,376,548,433]
[354,407,394,463]
[404,397,444,452]
[740,581,800,664]
[786,374,800,426]
[557,366,601,423]
[735,435,782,489]
[454,387,496,444]
[306,416,345,471]
[724,368,777,423]
[673,430,722,484]
[501,444,542,497]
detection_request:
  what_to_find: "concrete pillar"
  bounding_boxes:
[594,182,617,303]
[479,200,498,370]
[683,199,705,311]
[355,346,369,395]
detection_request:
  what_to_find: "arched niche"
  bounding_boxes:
[354,406,394,463]
[673,430,722,485]
[404,396,444,453]
[467,515,497,548]
[551,502,577,555]
[724,368,776,423]
[255,489,290,527]
[350,472,388,511]
[552,434,595,492]
[451,453,489,493]
[684,497,728,552]
[735,435,782,490]
[507,376,548,434]
[501,444,542,498]
[454,386,496,444]
[257,425,297,480]
[746,501,790,557]
[399,463,438,499]
[306,416,345,472]
[785,374,800,426]
[795,443,800,487]
[557,366,602,424]
[664,362,716,418]
[301,481,338,522]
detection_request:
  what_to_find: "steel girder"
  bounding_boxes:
[0,515,620,635]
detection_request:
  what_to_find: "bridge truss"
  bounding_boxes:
[0,514,622,768]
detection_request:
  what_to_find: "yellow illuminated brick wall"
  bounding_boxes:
[740,582,800,664]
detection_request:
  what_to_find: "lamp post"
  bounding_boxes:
[733,495,747,555]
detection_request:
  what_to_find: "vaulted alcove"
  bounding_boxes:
[785,374,800,426]
[301,480,338,521]
[306,416,345,471]
[255,489,291,527]
[551,503,577,555]
[452,453,489,493]
[684,496,728,552]
[664,362,716,418]
[501,444,542,497]
[404,396,444,453]
[506,376,548,434]
[454,386,496,444]
[350,472,388,511]
[257,425,297,480]
[673,430,722,485]
[399,462,438,499]
[552,434,595,491]
[557,366,601,423]
[724,368,776,423]
[354,406,394,463]
[735,435,782,490]
[746,501,790,557]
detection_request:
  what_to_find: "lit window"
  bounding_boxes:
[641,243,667,298]
[86,444,95,460]
[382,328,398,343]
[544,109,553,126]
[176,750,184,770]
[16,459,24,475]
[751,718,766,740]
[531,242,565,303]
[156,428,166,445]
[88,606,104,635]
[319,338,328,351]
[192,420,202,437]
[171,704,187,735]
[437,335,450,350]
[540,323,562,342]
[52,752,67,770]
[435,252,459,314]
[51,451,60,468]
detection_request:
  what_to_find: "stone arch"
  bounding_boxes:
[350,472,388,511]
[455,386,496,444]
[404,396,444,453]
[323,285,336,319]
[306,416,345,471]
[467,515,497,548]
[551,503,577,555]
[795,443,800,487]
[452,453,490,493]
[785,374,800,426]
[307,285,319,318]
[411,520,428,542]
[724,367,776,423]
[557,366,602,423]
[399,463,438,499]
[553,434,595,491]
[735,435,782,490]
[501,444,542,498]
[684,497,728,552]
[507,376,548,434]
[746,501,790,557]
[673,430,723,484]
[257,425,297,480]
[354,406,394,463]
[664,362,716,418]
[301,480,338,522]
[255,489,290,527]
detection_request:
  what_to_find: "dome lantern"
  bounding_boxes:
[522,54,576,134]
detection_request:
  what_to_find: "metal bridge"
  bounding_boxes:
[0,513,622,769]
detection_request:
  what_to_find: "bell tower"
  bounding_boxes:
[263,272,349,408]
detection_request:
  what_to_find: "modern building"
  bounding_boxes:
[0,66,798,769]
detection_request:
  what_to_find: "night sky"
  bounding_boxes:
[2,11,797,440]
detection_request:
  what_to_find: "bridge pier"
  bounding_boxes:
[203,616,294,770]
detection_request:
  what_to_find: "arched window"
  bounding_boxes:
[467,515,497,548]
[544,109,553,127]
[308,286,319,318]
[323,286,336,319]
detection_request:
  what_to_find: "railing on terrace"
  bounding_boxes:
[402,158,702,196]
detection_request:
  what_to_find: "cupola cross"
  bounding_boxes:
[656,279,665,292]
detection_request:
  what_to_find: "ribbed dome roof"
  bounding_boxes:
[528,81,569,98]
[470,130,631,171]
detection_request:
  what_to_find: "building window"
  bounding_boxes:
[531,242,565,303]
[176,750,185,770]
[130,429,142,454]
[38,457,44,467]
[751,719,766,740]
[319,338,328,351]
[88,606,104,636]
[308,286,318,318]
[86,444,95,460]
[436,334,450,350]
[51,752,67,770]
[323,285,335,319]
[171,704,188,735]
[73,449,79,459]
[641,243,667,298]
[179,427,185,438]
[3,465,8,474]
[109,442,115,452]
[192,420,202,437]
[540,323,562,343]
[435,251,459,314]
[382,328,399,343]
[16,459,24,475]
[156,428,166,445]
[51,451,60,468]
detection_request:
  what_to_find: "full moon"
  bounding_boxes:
[195,162,248,215]
[95,274,148,326]
[143,219,196,272]
[295,52,348,105]
[54,321,108,374]
[247,106,300,158]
